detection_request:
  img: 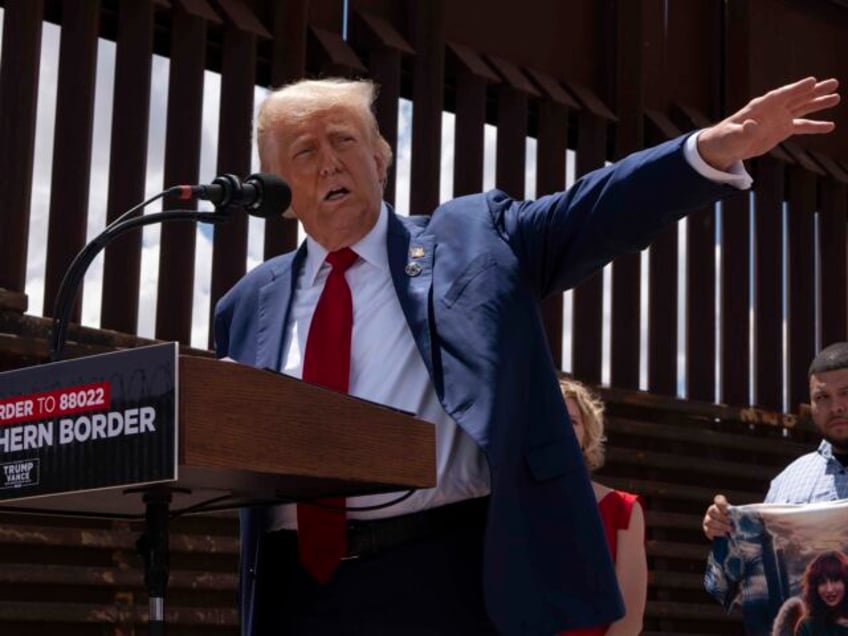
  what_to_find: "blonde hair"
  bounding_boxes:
[559,377,607,471]
[256,78,393,177]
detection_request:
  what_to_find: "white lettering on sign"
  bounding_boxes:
[0,400,34,422]
[0,422,53,452]
[58,407,157,445]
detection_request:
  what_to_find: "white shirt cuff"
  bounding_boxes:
[684,131,753,190]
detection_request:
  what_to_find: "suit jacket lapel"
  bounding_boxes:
[256,243,307,370]
[387,211,436,379]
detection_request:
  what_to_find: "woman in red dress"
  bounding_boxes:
[558,378,648,636]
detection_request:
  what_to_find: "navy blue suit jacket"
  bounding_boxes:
[214,134,735,635]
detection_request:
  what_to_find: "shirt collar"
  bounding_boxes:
[819,439,835,460]
[302,202,389,286]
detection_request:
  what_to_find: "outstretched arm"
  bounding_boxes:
[697,76,840,171]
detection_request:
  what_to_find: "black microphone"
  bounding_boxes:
[48,173,291,362]
[172,173,292,218]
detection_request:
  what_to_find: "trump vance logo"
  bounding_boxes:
[1,459,39,489]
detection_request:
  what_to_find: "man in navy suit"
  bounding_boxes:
[214,76,840,635]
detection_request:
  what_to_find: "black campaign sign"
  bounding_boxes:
[0,343,178,500]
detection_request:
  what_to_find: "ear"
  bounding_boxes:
[374,150,388,188]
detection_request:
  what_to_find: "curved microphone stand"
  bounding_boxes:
[44,172,291,636]
[48,200,231,364]
[48,171,291,363]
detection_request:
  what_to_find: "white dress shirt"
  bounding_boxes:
[268,204,490,530]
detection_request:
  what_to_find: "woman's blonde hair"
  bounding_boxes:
[559,377,606,471]
[256,78,393,178]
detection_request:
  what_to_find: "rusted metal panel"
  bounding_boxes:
[525,68,578,109]
[611,0,646,161]
[155,7,209,344]
[266,0,307,89]
[566,79,616,382]
[101,0,156,335]
[448,43,496,197]
[408,0,445,216]
[262,0,307,260]
[0,0,44,294]
[215,0,270,37]
[444,0,606,91]
[811,149,848,183]
[536,97,569,366]
[350,9,413,207]
[786,167,817,412]
[43,0,101,320]
[721,0,753,407]
[209,22,258,347]
[641,119,679,397]
[352,8,414,55]
[0,290,28,314]
[752,157,785,411]
[570,112,607,383]
[685,203,718,403]
[608,0,651,391]
[819,178,848,344]
[647,223,678,397]
[174,0,221,21]
[306,0,345,33]
[664,0,722,120]
[782,140,827,176]
[0,510,240,630]
[308,26,367,76]
[487,55,536,199]
[671,107,722,413]
[746,0,848,162]
[720,191,752,407]
[563,80,617,122]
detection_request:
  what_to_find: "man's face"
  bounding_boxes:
[810,367,848,451]
[273,106,387,251]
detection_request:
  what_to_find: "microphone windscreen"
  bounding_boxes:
[247,173,292,218]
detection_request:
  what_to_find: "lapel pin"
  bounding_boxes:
[405,262,422,277]
[409,246,425,259]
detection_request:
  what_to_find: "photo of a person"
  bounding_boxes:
[794,551,848,636]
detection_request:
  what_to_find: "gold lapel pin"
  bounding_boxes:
[409,246,425,259]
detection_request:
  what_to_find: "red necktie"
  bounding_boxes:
[297,247,358,583]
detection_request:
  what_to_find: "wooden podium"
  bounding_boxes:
[0,349,436,634]
[0,353,436,516]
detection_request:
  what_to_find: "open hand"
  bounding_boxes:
[697,77,840,171]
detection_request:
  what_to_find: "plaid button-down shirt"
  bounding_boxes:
[765,440,848,504]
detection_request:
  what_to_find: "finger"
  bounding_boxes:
[705,520,732,535]
[713,494,729,510]
[706,511,732,528]
[792,119,836,135]
[707,508,730,525]
[812,78,839,95]
[791,93,841,117]
[703,519,732,539]
[766,76,820,104]
[787,79,839,111]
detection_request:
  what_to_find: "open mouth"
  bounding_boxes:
[324,187,350,201]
